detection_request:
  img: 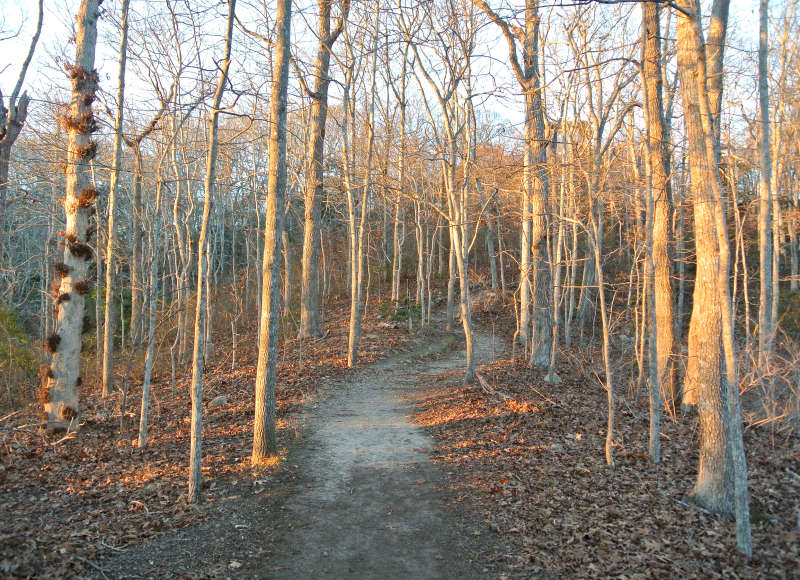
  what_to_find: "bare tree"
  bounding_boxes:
[341,3,379,367]
[757,0,774,377]
[675,0,751,556]
[471,0,553,369]
[41,0,100,431]
[0,0,43,271]
[101,0,130,398]
[641,1,675,413]
[297,0,349,339]
[188,0,236,504]
[252,0,291,464]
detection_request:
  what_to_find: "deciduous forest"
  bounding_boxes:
[1,0,799,577]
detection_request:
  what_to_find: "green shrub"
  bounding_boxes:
[778,290,800,339]
[379,298,421,324]
[0,303,39,410]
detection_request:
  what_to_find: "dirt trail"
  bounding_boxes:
[103,327,502,579]
[264,329,500,578]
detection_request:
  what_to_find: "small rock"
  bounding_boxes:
[209,395,229,408]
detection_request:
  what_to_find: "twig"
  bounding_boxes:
[529,385,559,408]
[475,372,513,401]
[662,491,713,515]
[12,422,48,430]
[99,540,126,552]
[52,432,76,446]
[786,468,800,482]
[72,555,109,579]
[0,410,22,423]
[129,500,149,514]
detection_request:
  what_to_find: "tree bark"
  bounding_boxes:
[42,0,100,431]
[102,0,130,398]
[252,0,290,463]
[676,3,752,556]
[642,1,676,410]
[757,0,774,371]
[298,0,349,339]
[188,0,235,503]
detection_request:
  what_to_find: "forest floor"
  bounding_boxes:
[411,295,800,577]
[2,292,800,578]
[0,297,502,578]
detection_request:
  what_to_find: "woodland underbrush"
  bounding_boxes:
[415,285,800,577]
[0,291,416,577]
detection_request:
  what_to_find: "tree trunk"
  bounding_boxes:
[676,4,751,556]
[252,0,290,463]
[642,1,676,410]
[757,0,774,372]
[42,0,100,431]
[188,0,235,502]
[677,2,728,509]
[102,0,130,398]
[298,0,349,339]
[138,217,160,448]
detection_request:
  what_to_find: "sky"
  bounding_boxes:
[0,0,769,143]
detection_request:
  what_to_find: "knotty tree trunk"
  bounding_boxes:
[42,0,100,431]
[252,0,290,463]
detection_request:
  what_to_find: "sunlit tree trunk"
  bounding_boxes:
[642,1,675,411]
[253,0,290,463]
[676,0,751,556]
[525,0,552,369]
[677,0,727,507]
[42,0,100,431]
[298,0,349,339]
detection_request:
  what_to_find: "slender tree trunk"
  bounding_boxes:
[188,0,235,503]
[642,1,676,410]
[757,0,774,373]
[282,209,291,314]
[102,0,130,398]
[138,217,160,448]
[588,184,615,469]
[128,148,145,344]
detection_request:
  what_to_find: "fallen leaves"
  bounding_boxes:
[413,350,800,578]
[0,296,413,577]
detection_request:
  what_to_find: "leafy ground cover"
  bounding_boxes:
[0,297,414,577]
[412,295,800,578]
